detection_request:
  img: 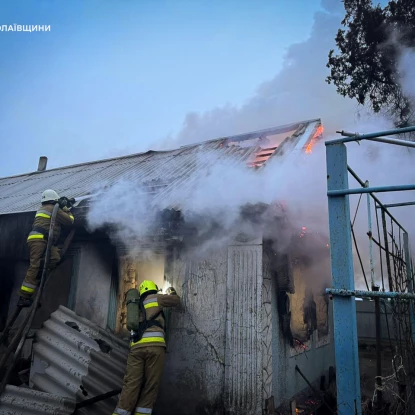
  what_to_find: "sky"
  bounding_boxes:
[0,0,324,177]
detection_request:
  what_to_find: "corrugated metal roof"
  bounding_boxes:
[0,119,322,215]
[29,306,129,415]
[0,385,76,415]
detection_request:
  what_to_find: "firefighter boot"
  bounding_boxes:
[17,296,33,308]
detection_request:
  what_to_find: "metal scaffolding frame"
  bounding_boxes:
[325,126,415,415]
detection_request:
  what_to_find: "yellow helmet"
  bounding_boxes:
[139,280,158,296]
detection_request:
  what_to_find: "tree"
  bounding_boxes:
[326,0,415,127]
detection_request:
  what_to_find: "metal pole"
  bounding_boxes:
[373,286,383,411]
[326,142,362,414]
[403,233,415,342]
[328,184,415,197]
[366,180,375,288]
[326,289,415,300]
[381,211,394,292]
[381,201,415,209]
[330,126,415,146]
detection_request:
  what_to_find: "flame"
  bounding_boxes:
[305,125,324,154]
[300,226,307,238]
[294,338,307,350]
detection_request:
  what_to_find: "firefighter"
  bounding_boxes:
[18,189,74,307]
[113,280,181,415]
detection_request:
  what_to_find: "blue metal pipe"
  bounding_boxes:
[326,288,415,300]
[326,126,415,146]
[381,201,415,208]
[341,125,415,139]
[328,135,415,149]
[326,142,362,414]
[328,184,415,197]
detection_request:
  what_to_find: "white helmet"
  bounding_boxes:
[41,189,60,203]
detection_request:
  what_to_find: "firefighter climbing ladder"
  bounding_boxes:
[325,125,415,415]
[0,204,76,395]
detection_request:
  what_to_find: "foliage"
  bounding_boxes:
[326,0,415,126]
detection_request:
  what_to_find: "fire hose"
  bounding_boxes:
[0,203,59,396]
[0,196,76,349]
[0,228,75,350]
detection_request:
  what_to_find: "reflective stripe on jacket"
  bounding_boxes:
[130,293,180,349]
[27,204,74,243]
[27,230,46,241]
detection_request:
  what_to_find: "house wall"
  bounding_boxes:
[156,248,228,415]
[111,235,334,415]
[266,251,335,410]
[0,213,32,260]
[225,238,271,415]
[156,236,271,415]
[72,241,115,328]
[0,260,14,331]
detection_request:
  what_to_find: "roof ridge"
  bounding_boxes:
[0,119,321,181]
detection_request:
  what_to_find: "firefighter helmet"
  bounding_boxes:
[139,280,158,296]
[41,189,60,203]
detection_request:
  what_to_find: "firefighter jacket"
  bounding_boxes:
[130,293,180,349]
[27,203,74,244]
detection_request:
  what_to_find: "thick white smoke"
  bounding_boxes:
[398,48,415,110]
[156,0,357,150]
[87,0,415,290]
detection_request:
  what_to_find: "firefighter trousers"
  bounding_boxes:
[20,240,61,298]
[114,346,165,415]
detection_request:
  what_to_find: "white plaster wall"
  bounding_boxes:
[73,242,114,328]
[157,249,228,415]
[225,241,265,415]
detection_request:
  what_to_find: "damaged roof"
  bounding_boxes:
[0,385,75,415]
[0,119,322,215]
[1,306,128,415]
[29,306,129,415]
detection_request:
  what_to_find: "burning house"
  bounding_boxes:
[0,118,335,415]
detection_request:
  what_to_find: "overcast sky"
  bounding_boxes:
[0,0,329,177]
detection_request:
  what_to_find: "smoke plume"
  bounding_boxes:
[87,0,415,291]
[157,0,357,150]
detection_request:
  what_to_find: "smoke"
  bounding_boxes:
[156,0,358,151]
[87,0,415,292]
[87,143,329,259]
[398,48,415,108]
[86,182,158,259]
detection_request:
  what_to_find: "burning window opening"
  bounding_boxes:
[244,122,324,169]
[247,146,279,168]
[116,253,166,333]
[272,229,330,346]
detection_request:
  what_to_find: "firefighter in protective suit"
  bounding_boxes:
[18,189,74,307]
[113,280,180,415]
